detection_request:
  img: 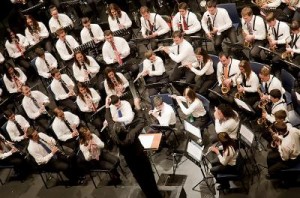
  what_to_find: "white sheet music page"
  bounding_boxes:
[138,135,154,149]
[187,141,203,162]
[240,124,254,145]
[184,121,201,139]
[234,98,252,112]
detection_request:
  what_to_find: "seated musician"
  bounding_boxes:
[184,48,216,96]
[55,28,79,65]
[35,47,58,79]
[201,0,238,54]
[3,63,27,94]
[24,15,52,53]
[21,85,50,132]
[259,0,281,12]
[140,6,170,50]
[149,96,176,128]
[282,0,300,21]
[172,88,209,129]
[210,132,239,190]
[104,67,129,98]
[52,107,80,150]
[76,82,103,130]
[260,12,291,76]
[241,7,267,61]
[141,50,169,96]
[26,127,84,185]
[48,5,73,34]
[72,51,100,88]
[161,31,197,83]
[172,2,201,45]
[102,30,138,74]
[107,3,132,41]
[5,29,31,71]
[236,60,260,106]
[266,121,300,179]
[213,104,240,140]
[208,52,240,104]
[109,95,135,126]
[50,69,78,113]
[80,17,104,45]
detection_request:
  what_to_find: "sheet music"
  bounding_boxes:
[187,140,203,162]
[139,135,154,149]
[240,124,254,146]
[184,121,201,139]
[234,98,253,112]
[296,92,300,101]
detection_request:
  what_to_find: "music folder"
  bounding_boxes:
[234,98,255,113]
[186,139,204,162]
[240,124,254,147]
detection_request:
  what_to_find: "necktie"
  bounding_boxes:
[15,40,23,53]
[264,82,268,93]
[272,27,278,40]
[63,118,73,132]
[64,40,73,55]
[81,62,91,79]
[177,45,180,55]
[247,22,253,35]
[88,28,94,38]
[223,65,229,79]
[118,109,122,117]
[116,17,120,24]
[39,140,51,153]
[148,20,153,33]
[151,63,155,71]
[182,16,188,30]
[44,58,51,70]
[13,120,24,136]
[111,41,123,65]
[30,96,40,109]
[60,79,69,94]
[57,18,62,27]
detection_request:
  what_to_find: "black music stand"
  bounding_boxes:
[234,98,255,115]
[223,42,250,61]
[208,88,228,101]
[150,124,179,145]
[283,60,300,70]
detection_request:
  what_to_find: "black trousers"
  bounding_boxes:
[57,97,78,114]
[0,152,30,178]
[34,114,50,132]
[194,73,216,97]
[169,65,195,83]
[250,40,267,61]
[144,73,169,96]
[213,27,238,54]
[210,157,237,187]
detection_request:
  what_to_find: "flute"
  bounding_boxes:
[203,142,219,156]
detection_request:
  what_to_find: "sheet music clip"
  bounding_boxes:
[234,98,255,114]
[223,41,245,50]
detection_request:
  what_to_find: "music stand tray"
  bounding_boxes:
[208,89,227,101]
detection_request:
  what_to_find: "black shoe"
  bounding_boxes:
[107,178,122,186]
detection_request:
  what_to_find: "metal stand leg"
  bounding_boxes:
[148,151,160,177]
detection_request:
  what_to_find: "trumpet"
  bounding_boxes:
[221,75,230,95]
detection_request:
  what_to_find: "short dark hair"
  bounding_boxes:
[266,12,276,22]
[4,109,14,118]
[291,20,300,31]
[50,68,60,77]
[206,0,217,8]
[270,89,281,99]
[178,2,188,10]
[110,95,120,105]
[26,127,36,139]
[172,30,183,38]
[218,51,230,59]
[104,30,113,37]
[35,47,45,57]
[273,121,287,136]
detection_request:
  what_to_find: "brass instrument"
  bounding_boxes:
[242,30,252,49]
[267,33,277,52]
[221,75,230,95]
[254,0,274,7]
[267,124,281,148]
[281,40,293,61]
[234,76,244,99]
[257,84,269,127]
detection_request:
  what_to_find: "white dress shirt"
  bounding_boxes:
[72,56,100,82]
[104,72,129,96]
[154,102,176,126]
[217,58,240,86]
[0,141,13,160]
[76,88,101,112]
[215,111,239,139]
[217,146,238,166]
[22,90,50,119]
[266,98,287,123]
[6,115,30,142]
[237,71,259,93]
[140,13,170,37]
[52,111,80,141]
[102,37,130,64]
[108,11,132,31]
[266,0,281,8]
[5,34,29,59]
[0,52,5,63]
[290,32,300,54]
[3,67,27,93]
[177,97,206,117]
[49,13,73,33]
[80,24,104,44]
[278,126,300,161]
[50,74,75,101]
[262,75,285,95]
[110,100,135,125]
[56,35,79,61]
[172,11,201,34]
[27,133,56,165]
[201,8,232,35]
[142,56,166,76]
[35,52,58,78]
[191,60,214,76]
[267,20,291,45]
[80,134,104,161]
[168,39,197,64]
[241,15,266,41]
[25,21,49,45]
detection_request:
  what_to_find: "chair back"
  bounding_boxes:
[281,69,295,93]
[216,3,240,30]
[150,94,174,109]
[250,61,264,77]
[291,89,300,115]
[209,54,219,71]
[196,94,214,126]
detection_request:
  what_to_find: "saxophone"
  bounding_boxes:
[234,75,244,99]
[257,84,269,127]
[281,39,293,61]
[221,75,230,95]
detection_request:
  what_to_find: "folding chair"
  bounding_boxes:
[281,69,296,105]
[216,3,241,31]
[250,61,264,77]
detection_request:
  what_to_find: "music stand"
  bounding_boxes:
[283,60,300,69]
[223,41,250,61]
[184,120,202,143]
[150,125,179,145]
[208,88,228,101]
[234,98,255,115]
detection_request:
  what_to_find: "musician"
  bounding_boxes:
[161,31,197,83]
[141,50,169,96]
[77,127,121,185]
[241,7,267,61]
[173,88,209,129]
[5,29,30,71]
[107,3,132,41]
[171,2,201,45]
[210,132,238,190]
[55,28,79,63]
[236,60,260,106]
[72,51,100,87]
[213,104,240,140]
[26,127,84,185]
[201,0,238,54]
[52,107,80,150]
[48,5,73,34]
[208,52,240,104]
[24,15,52,53]
[140,6,170,50]
[104,67,129,97]
[282,0,300,21]
[260,12,291,76]
[34,47,58,79]
[21,85,50,132]
[3,63,27,94]
[260,0,281,10]
[149,95,176,127]
[80,17,104,45]
[110,95,135,126]
[184,48,216,96]
[50,69,78,113]
[102,30,138,74]
[76,82,103,130]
